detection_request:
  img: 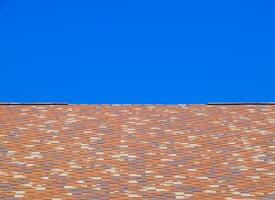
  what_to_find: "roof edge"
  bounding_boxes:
[0,102,274,106]
[0,102,69,105]
[208,102,275,105]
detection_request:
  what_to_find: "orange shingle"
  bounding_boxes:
[0,105,274,199]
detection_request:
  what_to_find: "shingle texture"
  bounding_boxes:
[0,105,274,199]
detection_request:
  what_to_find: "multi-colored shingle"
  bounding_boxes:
[0,104,274,199]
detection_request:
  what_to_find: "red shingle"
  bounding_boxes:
[0,105,274,199]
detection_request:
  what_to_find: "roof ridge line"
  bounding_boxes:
[208,102,275,105]
[0,102,69,105]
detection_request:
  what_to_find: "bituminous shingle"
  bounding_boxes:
[0,104,274,199]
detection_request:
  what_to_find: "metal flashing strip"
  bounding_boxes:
[0,102,69,105]
[208,102,275,105]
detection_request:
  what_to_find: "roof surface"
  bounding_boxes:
[0,105,274,199]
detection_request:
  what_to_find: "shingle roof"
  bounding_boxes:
[0,104,274,199]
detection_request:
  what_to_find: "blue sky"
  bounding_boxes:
[0,0,274,103]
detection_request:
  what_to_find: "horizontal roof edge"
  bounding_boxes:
[0,102,69,105]
[208,102,275,105]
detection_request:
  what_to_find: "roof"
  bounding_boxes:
[0,104,274,199]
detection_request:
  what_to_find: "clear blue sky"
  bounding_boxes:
[0,0,274,103]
